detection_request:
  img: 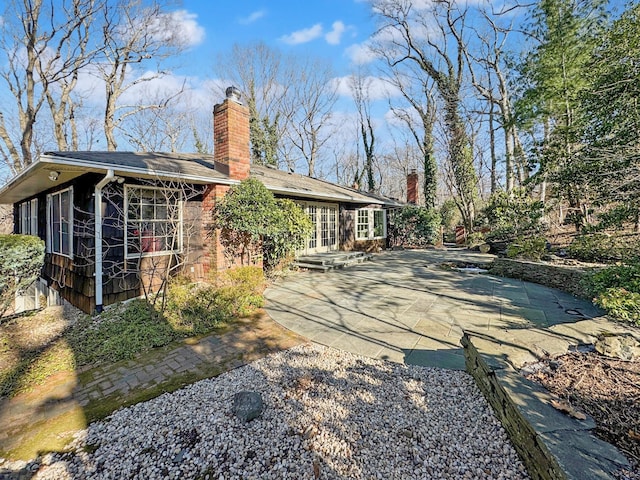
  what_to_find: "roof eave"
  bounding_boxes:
[265,185,386,205]
[40,154,230,185]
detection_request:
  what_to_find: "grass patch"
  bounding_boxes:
[1,268,266,397]
[1,338,76,397]
[0,409,87,461]
[67,300,179,367]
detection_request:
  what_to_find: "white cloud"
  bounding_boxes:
[331,75,401,102]
[345,42,378,65]
[325,21,346,45]
[280,23,323,45]
[146,10,205,47]
[239,9,266,25]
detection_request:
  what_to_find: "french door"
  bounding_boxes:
[298,202,339,255]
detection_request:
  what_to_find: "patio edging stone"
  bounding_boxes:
[461,332,630,480]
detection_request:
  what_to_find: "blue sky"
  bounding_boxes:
[178,1,376,79]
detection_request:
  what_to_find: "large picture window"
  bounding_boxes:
[47,188,73,257]
[356,208,386,240]
[125,186,182,258]
[18,198,38,235]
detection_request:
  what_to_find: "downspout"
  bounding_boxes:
[95,169,115,313]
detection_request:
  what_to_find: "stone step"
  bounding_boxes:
[293,252,372,272]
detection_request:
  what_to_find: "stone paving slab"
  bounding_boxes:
[265,248,629,372]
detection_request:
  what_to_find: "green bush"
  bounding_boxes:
[164,281,227,335]
[215,266,265,317]
[388,206,441,247]
[214,179,313,271]
[583,264,640,297]
[466,231,486,248]
[594,288,640,326]
[567,233,640,263]
[506,236,548,261]
[439,199,460,230]
[0,235,45,316]
[264,199,313,271]
[164,266,265,334]
[68,300,178,366]
[583,264,640,325]
[480,189,546,241]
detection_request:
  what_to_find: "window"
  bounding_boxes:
[47,188,73,257]
[125,186,182,258]
[18,198,38,235]
[356,208,386,240]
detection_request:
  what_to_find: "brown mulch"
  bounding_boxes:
[524,351,640,477]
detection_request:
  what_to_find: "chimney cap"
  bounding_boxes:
[410,168,417,175]
[225,86,242,104]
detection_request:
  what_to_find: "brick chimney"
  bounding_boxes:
[213,86,250,180]
[407,169,418,204]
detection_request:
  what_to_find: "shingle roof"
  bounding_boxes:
[0,151,404,207]
[48,151,225,181]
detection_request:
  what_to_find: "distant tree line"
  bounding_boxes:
[1,0,638,233]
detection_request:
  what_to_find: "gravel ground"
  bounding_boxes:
[1,344,529,480]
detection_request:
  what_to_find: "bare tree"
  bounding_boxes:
[282,58,338,177]
[385,66,438,208]
[97,0,188,151]
[372,0,478,230]
[350,72,377,193]
[119,88,199,152]
[215,42,292,167]
[464,2,529,193]
[0,0,101,171]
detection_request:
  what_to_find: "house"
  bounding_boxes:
[0,87,404,314]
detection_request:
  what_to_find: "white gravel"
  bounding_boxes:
[2,344,529,479]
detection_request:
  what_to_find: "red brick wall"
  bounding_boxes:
[201,184,229,274]
[407,170,418,204]
[213,99,250,181]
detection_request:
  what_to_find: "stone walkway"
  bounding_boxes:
[0,314,305,460]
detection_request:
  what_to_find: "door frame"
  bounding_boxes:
[296,201,339,256]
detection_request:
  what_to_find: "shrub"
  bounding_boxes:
[214,179,313,271]
[594,288,640,326]
[439,199,460,230]
[164,282,226,335]
[164,266,265,334]
[0,235,45,317]
[264,199,313,271]
[583,264,640,298]
[466,232,486,248]
[388,206,441,247]
[480,189,546,241]
[215,266,265,317]
[583,264,640,325]
[506,236,548,261]
[567,233,640,263]
[68,300,178,366]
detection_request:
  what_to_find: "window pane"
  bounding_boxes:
[126,187,181,257]
[374,210,384,237]
[61,220,70,255]
[357,209,369,240]
[141,204,154,219]
[30,199,37,235]
[60,191,70,222]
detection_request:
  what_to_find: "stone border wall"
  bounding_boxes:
[462,333,567,480]
[489,258,595,298]
[462,333,629,480]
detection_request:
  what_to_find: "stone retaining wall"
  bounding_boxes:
[489,258,595,298]
[462,333,629,480]
[462,333,566,480]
